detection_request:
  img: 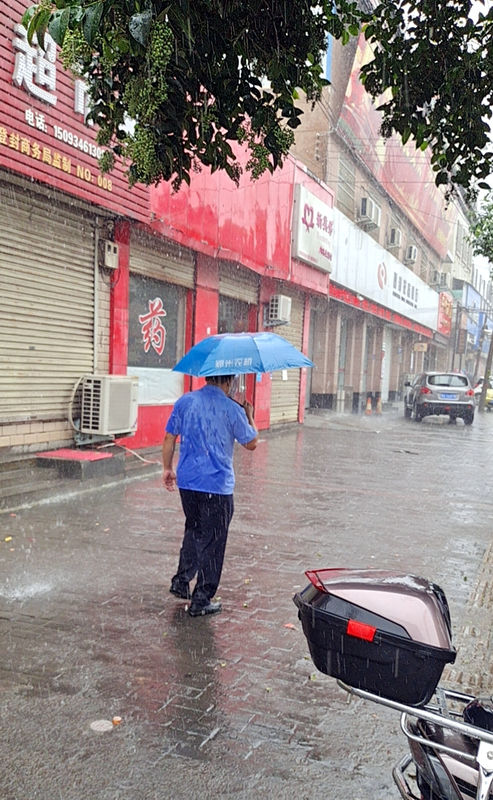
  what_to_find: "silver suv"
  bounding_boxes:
[404,372,475,424]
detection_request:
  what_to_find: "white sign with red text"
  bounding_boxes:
[292,184,333,273]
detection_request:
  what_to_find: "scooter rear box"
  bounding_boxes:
[294,568,456,707]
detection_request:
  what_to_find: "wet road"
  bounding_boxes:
[1,409,493,800]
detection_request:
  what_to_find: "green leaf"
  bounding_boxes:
[27,6,51,47]
[129,9,153,46]
[21,5,37,30]
[401,127,411,145]
[83,3,104,47]
[49,7,70,46]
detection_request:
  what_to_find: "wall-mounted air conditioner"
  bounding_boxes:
[80,375,139,436]
[100,240,119,270]
[439,272,451,289]
[359,197,381,229]
[265,294,292,326]
[388,228,402,248]
[405,245,418,264]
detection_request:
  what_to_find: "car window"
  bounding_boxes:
[428,374,468,387]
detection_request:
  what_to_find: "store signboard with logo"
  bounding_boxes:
[331,208,439,331]
[292,184,333,272]
[437,291,453,337]
[0,0,148,220]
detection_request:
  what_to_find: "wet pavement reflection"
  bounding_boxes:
[2,410,493,799]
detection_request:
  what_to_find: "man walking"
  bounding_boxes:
[162,374,258,617]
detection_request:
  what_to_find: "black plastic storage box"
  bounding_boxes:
[294,568,456,707]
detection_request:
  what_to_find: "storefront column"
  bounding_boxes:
[351,314,366,412]
[254,277,276,430]
[298,295,311,423]
[110,219,130,376]
[311,303,331,407]
[192,254,219,391]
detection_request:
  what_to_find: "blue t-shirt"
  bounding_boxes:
[165,384,257,495]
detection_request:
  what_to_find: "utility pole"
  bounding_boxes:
[478,328,493,413]
[474,320,487,383]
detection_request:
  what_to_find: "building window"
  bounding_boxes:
[420,252,429,283]
[218,295,251,334]
[337,157,356,218]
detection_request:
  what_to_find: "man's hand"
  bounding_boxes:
[163,469,176,492]
[162,432,178,491]
[243,400,255,427]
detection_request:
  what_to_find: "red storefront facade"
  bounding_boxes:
[115,154,334,447]
[1,0,334,454]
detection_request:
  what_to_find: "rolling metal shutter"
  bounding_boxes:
[130,229,195,288]
[269,290,305,425]
[0,180,96,422]
[219,262,259,305]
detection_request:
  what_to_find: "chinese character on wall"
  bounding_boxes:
[13,24,57,106]
[139,298,167,356]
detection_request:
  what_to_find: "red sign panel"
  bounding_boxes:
[437,291,453,338]
[1,0,149,221]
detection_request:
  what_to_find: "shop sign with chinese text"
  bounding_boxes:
[1,0,149,221]
[437,291,453,338]
[292,184,333,273]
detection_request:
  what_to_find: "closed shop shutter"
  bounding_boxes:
[0,180,96,422]
[270,289,305,424]
[219,262,259,305]
[130,229,195,288]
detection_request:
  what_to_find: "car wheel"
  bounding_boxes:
[404,404,412,419]
[464,413,474,425]
[413,404,422,422]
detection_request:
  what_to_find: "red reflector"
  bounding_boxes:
[347,619,377,642]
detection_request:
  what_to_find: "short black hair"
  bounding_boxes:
[205,374,235,385]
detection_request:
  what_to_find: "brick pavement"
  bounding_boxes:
[1,416,493,799]
[443,536,493,695]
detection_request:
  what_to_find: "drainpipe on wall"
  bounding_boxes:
[93,216,99,374]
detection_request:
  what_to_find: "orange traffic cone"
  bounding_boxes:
[365,396,372,415]
[376,396,382,414]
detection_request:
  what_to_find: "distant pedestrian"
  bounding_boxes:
[162,374,258,617]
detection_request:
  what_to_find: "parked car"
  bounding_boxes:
[474,376,493,409]
[404,372,475,424]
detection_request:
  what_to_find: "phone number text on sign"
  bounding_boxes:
[53,125,103,159]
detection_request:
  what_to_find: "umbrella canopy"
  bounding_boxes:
[172,332,315,376]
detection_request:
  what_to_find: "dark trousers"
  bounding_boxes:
[172,489,234,608]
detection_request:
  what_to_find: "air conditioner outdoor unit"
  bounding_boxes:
[439,272,451,289]
[359,197,381,229]
[405,245,418,264]
[266,294,292,326]
[80,375,139,436]
[388,228,402,248]
[101,240,119,270]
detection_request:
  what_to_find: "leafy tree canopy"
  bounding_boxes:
[23,0,362,189]
[24,0,493,196]
[361,0,493,198]
[469,194,493,269]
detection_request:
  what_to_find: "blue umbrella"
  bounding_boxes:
[172,332,315,376]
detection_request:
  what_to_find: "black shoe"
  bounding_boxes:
[169,582,190,600]
[188,601,222,617]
